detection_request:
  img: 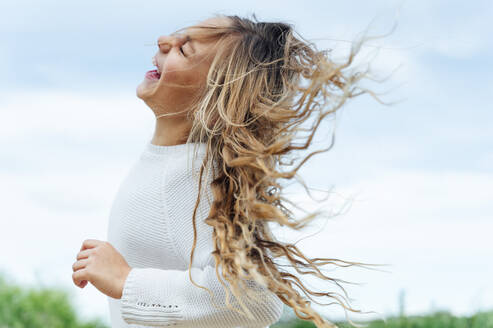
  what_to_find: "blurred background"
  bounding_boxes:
[1,0,492,326]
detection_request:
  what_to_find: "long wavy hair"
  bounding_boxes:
[165,13,398,328]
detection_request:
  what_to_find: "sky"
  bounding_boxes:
[0,0,492,325]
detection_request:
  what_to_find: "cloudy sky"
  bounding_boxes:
[1,0,491,325]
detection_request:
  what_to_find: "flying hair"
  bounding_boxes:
[150,11,403,328]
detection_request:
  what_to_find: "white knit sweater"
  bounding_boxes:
[106,140,283,328]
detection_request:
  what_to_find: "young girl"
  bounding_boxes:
[72,13,389,328]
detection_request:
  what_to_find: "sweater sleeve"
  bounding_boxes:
[120,262,284,327]
[119,149,283,327]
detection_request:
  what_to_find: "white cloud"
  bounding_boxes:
[270,168,493,320]
[0,168,130,325]
[0,89,157,322]
[392,1,492,58]
[0,89,151,140]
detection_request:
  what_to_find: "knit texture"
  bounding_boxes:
[106,140,283,328]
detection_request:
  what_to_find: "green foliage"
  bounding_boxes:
[271,319,318,328]
[1,271,493,328]
[271,309,493,328]
[0,273,108,328]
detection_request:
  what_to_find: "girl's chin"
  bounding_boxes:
[136,81,158,99]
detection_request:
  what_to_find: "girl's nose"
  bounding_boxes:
[157,34,184,53]
[158,42,171,53]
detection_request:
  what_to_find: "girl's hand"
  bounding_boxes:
[72,239,132,299]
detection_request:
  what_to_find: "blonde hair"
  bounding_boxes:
[165,13,398,328]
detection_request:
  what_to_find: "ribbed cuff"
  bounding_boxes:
[120,268,184,326]
[120,267,138,311]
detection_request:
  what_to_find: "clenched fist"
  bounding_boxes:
[72,239,132,299]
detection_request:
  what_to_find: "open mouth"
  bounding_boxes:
[145,69,161,80]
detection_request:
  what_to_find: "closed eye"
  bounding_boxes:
[180,36,191,57]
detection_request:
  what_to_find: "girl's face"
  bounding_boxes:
[136,17,230,115]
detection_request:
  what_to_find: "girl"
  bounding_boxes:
[72,13,389,328]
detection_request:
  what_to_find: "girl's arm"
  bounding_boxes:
[119,156,283,327]
[120,262,283,327]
